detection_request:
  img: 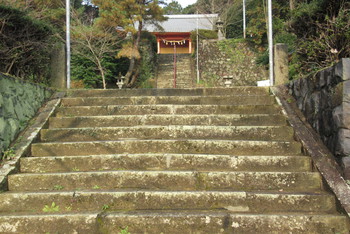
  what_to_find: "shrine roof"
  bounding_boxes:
[142,14,218,33]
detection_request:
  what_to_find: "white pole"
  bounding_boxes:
[196,13,200,83]
[267,0,274,86]
[66,0,71,89]
[243,0,246,39]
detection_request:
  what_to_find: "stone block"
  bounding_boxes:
[344,102,350,127]
[0,117,5,138]
[341,156,350,179]
[344,80,350,103]
[319,72,327,89]
[300,78,309,99]
[0,93,3,108]
[3,98,16,119]
[336,129,350,157]
[8,118,20,140]
[335,60,343,80]
[340,58,350,81]
[325,69,334,87]
[332,105,346,128]
[319,110,333,137]
[330,83,343,107]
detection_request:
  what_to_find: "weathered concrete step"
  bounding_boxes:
[55,104,281,117]
[7,171,322,192]
[62,95,270,106]
[0,191,336,214]
[20,154,312,173]
[67,87,270,97]
[0,212,348,233]
[31,140,301,157]
[158,66,191,71]
[159,60,191,64]
[61,95,275,106]
[49,114,288,128]
[40,126,294,142]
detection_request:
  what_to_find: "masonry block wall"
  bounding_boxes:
[198,40,268,86]
[0,74,53,155]
[288,58,350,177]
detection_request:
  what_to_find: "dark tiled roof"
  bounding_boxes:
[143,14,218,32]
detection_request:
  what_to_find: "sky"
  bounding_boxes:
[165,0,197,8]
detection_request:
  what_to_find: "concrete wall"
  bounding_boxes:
[0,74,53,155]
[198,40,268,86]
[288,58,350,177]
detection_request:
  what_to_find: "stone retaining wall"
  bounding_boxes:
[288,58,350,177]
[198,40,267,86]
[0,74,53,156]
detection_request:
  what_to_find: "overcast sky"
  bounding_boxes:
[165,0,197,8]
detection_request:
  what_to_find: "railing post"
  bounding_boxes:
[173,44,177,88]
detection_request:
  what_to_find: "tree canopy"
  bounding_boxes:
[92,0,165,87]
[163,1,183,14]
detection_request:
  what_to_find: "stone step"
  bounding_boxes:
[157,72,192,77]
[30,140,301,157]
[7,171,321,192]
[67,87,270,97]
[0,190,336,214]
[158,64,191,69]
[55,104,282,117]
[20,154,312,173]
[49,114,287,128]
[0,212,348,233]
[40,126,294,142]
[159,60,191,63]
[61,95,275,106]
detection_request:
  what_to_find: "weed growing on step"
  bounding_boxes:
[118,226,131,234]
[102,204,110,211]
[287,98,293,103]
[43,202,59,212]
[2,148,15,160]
[93,185,101,189]
[72,167,79,172]
[65,206,72,211]
[53,185,64,190]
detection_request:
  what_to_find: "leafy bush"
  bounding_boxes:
[136,32,157,88]
[190,29,218,52]
[0,5,56,84]
[71,54,129,89]
[289,0,350,77]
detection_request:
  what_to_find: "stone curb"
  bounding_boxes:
[271,86,350,218]
[0,92,65,191]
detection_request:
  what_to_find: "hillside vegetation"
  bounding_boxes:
[0,0,348,86]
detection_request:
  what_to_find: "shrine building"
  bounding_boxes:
[143,14,218,54]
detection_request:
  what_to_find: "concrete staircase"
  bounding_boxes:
[0,87,349,233]
[157,54,193,88]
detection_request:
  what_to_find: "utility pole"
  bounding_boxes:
[267,0,274,86]
[196,12,200,83]
[243,0,246,39]
[66,0,71,89]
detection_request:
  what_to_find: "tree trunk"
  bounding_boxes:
[97,59,106,89]
[290,0,295,10]
[125,20,143,86]
[127,59,141,87]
